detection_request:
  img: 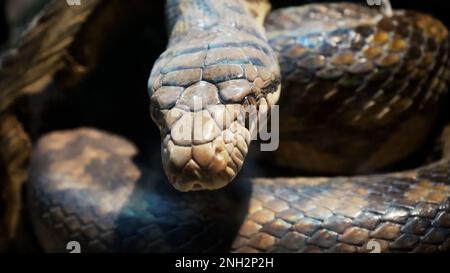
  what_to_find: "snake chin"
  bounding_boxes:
[159,118,252,192]
[150,86,255,192]
[168,174,230,192]
[162,139,246,192]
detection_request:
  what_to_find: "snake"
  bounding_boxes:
[0,0,450,252]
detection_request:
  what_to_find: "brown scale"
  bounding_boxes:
[1,0,450,253]
[267,5,450,174]
[26,128,450,252]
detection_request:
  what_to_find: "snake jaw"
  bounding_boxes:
[149,79,255,191]
[153,102,252,192]
[149,70,280,191]
[149,75,281,192]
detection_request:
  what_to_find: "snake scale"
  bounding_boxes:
[1,0,450,252]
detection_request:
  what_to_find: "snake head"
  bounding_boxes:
[148,43,280,192]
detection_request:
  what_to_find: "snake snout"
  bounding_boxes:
[161,107,251,192]
[149,74,281,191]
[164,139,237,192]
[150,82,253,191]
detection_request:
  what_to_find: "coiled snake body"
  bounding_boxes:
[1,0,450,252]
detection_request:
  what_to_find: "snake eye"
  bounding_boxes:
[243,94,257,108]
[242,94,258,127]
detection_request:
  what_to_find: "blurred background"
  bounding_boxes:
[0,0,47,46]
[1,0,450,48]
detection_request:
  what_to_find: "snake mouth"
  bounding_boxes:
[152,102,252,192]
[149,79,281,192]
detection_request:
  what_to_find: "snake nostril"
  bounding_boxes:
[192,183,203,190]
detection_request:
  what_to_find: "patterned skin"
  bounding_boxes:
[28,128,450,252]
[148,0,280,191]
[149,0,450,191]
[267,4,450,174]
[3,0,449,252]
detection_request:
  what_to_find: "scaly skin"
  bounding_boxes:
[148,0,281,191]
[0,0,448,252]
[149,1,450,189]
[266,4,450,174]
[28,128,450,252]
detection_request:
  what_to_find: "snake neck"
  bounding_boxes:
[165,0,267,45]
